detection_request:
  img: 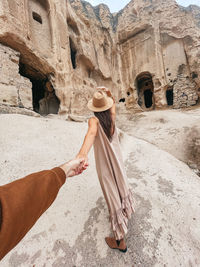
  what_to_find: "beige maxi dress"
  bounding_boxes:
[93,120,134,240]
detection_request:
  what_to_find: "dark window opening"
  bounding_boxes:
[32,12,42,24]
[144,89,153,108]
[69,38,77,69]
[166,88,173,106]
[71,49,76,69]
[136,72,154,110]
[192,72,198,79]
[19,61,60,115]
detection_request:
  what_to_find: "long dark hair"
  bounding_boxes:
[94,109,114,141]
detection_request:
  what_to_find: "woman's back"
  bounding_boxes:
[93,121,134,240]
[93,120,125,172]
[77,87,134,249]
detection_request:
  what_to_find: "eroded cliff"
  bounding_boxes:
[0,0,200,115]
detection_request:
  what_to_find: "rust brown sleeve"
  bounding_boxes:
[0,167,66,260]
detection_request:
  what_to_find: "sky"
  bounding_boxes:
[86,0,200,13]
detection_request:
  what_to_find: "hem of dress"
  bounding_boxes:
[110,189,135,240]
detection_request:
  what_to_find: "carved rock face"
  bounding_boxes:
[0,0,200,114]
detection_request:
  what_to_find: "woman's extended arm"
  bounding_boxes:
[76,117,98,162]
[101,87,116,121]
[110,101,116,122]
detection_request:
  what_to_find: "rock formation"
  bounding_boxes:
[0,0,200,115]
[1,113,200,266]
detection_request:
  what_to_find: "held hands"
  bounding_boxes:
[59,158,88,178]
[76,154,89,166]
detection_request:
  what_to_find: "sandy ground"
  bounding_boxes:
[0,113,200,267]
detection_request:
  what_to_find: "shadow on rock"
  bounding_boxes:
[186,126,200,172]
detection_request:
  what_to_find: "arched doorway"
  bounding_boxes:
[136,72,154,110]
[166,87,173,106]
[19,59,60,115]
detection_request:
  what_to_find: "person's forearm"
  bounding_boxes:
[77,132,96,157]
[0,167,66,260]
[111,103,116,114]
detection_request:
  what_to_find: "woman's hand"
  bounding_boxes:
[59,158,88,177]
[99,87,115,102]
[100,87,112,98]
[76,154,89,168]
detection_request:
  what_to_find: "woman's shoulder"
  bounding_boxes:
[88,116,99,126]
[88,116,99,123]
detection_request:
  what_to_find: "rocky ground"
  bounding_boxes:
[117,107,200,172]
[0,110,200,267]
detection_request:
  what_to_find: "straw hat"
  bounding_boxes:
[87,90,114,112]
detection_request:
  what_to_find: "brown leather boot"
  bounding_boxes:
[105,237,127,253]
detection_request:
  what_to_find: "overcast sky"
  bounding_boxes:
[86,0,200,13]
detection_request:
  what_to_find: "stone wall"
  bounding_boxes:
[66,0,120,114]
[0,43,32,109]
[116,0,200,111]
[28,0,52,55]
[0,0,200,115]
[173,75,198,109]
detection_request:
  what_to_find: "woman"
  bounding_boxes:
[77,87,134,252]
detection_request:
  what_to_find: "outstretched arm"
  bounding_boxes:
[76,117,98,162]
[110,101,116,122]
[0,158,87,260]
[100,87,116,121]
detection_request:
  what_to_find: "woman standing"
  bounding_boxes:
[77,87,134,252]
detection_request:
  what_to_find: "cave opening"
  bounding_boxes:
[144,89,153,108]
[166,88,173,106]
[69,38,77,69]
[32,11,42,24]
[19,60,60,115]
[119,98,125,103]
[136,73,154,109]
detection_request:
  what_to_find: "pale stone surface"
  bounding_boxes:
[0,0,199,114]
[1,1,200,266]
[0,44,32,108]
[0,104,40,117]
[0,114,200,266]
[0,84,18,106]
[68,114,88,122]
[116,0,200,111]
[117,108,200,171]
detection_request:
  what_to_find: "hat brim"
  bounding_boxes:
[87,97,114,112]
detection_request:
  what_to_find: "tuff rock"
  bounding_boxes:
[0,0,200,115]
